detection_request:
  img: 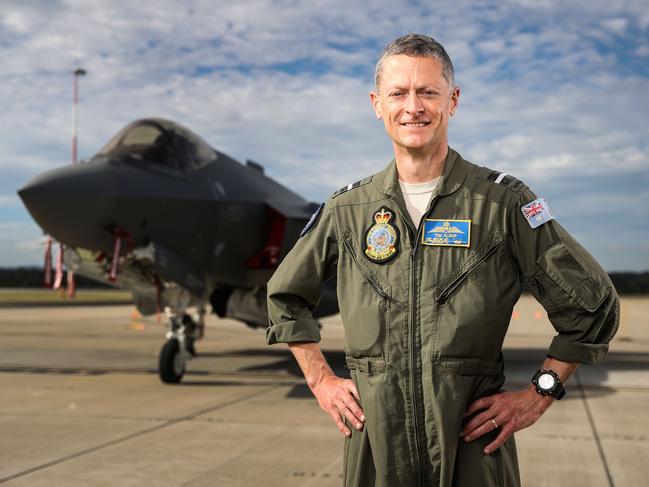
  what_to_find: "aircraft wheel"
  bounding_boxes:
[159,339,185,384]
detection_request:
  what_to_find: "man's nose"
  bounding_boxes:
[405,91,423,115]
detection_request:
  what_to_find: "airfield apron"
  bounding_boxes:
[266,148,619,486]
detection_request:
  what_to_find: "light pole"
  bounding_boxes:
[54,66,87,297]
[71,66,87,165]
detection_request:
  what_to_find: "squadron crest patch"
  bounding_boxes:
[422,219,471,247]
[364,207,399,263]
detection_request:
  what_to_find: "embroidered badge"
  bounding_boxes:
[364,207,399,263]
[521,198,554,229]
[421,219,471,247]
[300,202,324,237]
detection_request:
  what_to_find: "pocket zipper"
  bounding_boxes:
[435,239,501,304]
[342,237,389,300]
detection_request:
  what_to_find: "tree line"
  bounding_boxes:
[1,267,647,295]
[0,267,111,289]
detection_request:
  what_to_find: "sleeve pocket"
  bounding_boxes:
[537,242,607,312]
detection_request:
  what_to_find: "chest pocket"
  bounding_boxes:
[339,232,392,359]
[431,232,516,360]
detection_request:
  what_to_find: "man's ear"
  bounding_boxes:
[449,86,460,117]
[369,91,382,120]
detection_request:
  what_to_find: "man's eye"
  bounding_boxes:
[421,90,436,97]
[389,91,404,97]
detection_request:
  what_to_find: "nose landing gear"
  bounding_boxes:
[158,338,186,383]
[158,305,205,384]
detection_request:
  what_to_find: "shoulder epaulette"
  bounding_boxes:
[478,169,525,193]
[331,176,372,199]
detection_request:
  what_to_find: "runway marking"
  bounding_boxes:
[575,370,616,487]
[0,383,283,484]
[297,453,344,486]
[0,366,305,381]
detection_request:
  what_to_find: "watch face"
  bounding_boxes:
[538,373,556,390]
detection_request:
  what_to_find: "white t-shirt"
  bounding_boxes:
[398,177,440,229]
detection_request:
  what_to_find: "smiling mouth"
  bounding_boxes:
[401,122,430,127]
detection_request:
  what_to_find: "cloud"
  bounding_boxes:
[0,0,647,270]
[0,196,19,206]
[0,221,46,267]
[601,17,629,34]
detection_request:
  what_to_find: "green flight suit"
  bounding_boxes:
[266,148,619,487]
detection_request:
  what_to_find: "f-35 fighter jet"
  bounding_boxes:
[18,118,337,383]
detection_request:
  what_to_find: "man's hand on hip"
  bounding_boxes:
[461,357,577,453]
[312,375,365,436]
[287,342,365,437]
[460,387,553,454]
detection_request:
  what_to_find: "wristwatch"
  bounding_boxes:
[531,369,566,399]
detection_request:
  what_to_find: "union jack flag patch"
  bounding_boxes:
[521,198,554,229]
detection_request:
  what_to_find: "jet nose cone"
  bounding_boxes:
[18,162,118,249]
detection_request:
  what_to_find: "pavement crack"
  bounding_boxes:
[575,370,616,487]
[0,384,281,484]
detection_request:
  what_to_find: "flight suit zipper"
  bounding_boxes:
[389,189,441,485]
[406,194,438,487]
[409,231,424,486]
[434,238,501,304]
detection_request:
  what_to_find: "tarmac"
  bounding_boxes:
[0,296,647,486]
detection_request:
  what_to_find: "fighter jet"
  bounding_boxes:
[18,118,337,383]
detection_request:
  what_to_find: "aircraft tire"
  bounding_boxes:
[159,339,185,383]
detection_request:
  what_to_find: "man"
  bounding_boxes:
[266,34,618,487]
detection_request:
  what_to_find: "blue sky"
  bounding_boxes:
[0,0,647,271]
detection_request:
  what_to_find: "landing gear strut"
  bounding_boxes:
[158,301,206,384]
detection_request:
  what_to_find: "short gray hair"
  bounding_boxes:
[374,33,455,90]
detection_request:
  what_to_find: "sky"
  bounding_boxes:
[0,0,647,271]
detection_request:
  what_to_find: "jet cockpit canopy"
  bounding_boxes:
[98,119,217,171]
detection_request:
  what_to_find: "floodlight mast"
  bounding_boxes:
[71,66,87,165]
[57,66,87,297]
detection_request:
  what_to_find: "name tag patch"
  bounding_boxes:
[521,198,554,229]
[422,219,471,247]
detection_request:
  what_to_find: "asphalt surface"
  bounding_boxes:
[0,296,647,486]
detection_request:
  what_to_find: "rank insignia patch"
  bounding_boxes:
[421,219,471,247]
[364,207,399,263]
[521,198,554,229]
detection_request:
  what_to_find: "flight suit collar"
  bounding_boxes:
[376,146,467,198]
[374,147,467,233]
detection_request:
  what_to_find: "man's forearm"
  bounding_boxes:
[288,342,335,390]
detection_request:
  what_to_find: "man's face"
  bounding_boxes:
[370,55,459,153]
